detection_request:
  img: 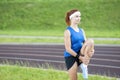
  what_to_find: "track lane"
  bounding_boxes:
[0,44,120,78]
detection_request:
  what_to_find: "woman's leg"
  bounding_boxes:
[68,62,78,80]
[86,39,94,58]
[81,39,94,58]
[80,40,91,65]
[80,39,94,80]
[80,63,88,80]
[81,42,87,55]
[80,46,89,79]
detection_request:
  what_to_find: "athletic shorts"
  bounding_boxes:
[64,56,82,70]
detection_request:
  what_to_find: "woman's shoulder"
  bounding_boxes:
[64,29,71,37]
[64,27,71,36]
[64,26,71,33]
[64,29,70,34]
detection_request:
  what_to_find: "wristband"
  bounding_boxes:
[80,54,85,57]
[75,54,80,59]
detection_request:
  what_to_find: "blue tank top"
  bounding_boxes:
[64,26,85,57]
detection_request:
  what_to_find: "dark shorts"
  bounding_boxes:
[64,56,82,70]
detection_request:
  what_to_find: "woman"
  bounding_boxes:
[64,9,94,80]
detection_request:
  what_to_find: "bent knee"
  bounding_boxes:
[86,39,94,45]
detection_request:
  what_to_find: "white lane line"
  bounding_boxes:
[0,50,63,54]
[89,64,120,69]
[1,35,120,41]
[91,58,120,62]
[0,57,120,69]
[0,47,119,53]
[0,43,120,47]
[0,49,120,53]
[0,57,64,63]
[94,54,120,57]
[0,53,63,58]
[95,51,120,53]
[0,43,64,45]
[0,47,64,50]
[0,50,120,57]
[0,53,120,62]
[0,35,63,39]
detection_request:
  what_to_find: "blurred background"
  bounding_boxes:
[0,0,120,44]
[0,0,120,80]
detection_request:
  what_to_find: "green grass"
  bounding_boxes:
[0,0,120,44]
[0,0,120,37]
[0,65,117,80]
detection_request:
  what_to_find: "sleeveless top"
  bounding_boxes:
[64,26,85,57]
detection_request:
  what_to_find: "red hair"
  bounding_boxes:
[65,9,79,26]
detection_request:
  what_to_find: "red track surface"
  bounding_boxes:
[0,44,120,78]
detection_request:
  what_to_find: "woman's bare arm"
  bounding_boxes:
[64,30,77,57]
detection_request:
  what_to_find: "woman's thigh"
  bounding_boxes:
[68,62,78,80]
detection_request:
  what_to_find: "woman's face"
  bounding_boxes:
[70,12,81,25]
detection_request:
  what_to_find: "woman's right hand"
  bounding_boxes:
[79,56,89,64]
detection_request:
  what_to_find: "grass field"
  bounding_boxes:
[0,0,120,44]
[0,65,117,80]
[0,0,120,38]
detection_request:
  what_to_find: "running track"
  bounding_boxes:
[0,44,120,78]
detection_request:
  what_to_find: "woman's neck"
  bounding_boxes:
[70,23,78,28]
[70,24,79,32]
